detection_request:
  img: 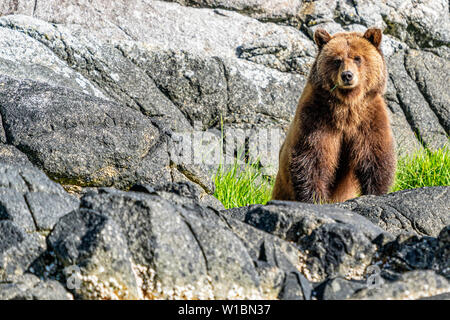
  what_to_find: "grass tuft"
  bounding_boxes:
[214,159,274,209]
[391,147,449,191]
[214,147,450,209]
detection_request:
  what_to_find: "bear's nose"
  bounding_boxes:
[341,71,353,83]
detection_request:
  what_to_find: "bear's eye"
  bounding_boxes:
[354,56,362,65]
[333,59,342,67]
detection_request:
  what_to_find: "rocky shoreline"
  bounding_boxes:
[0,162,448,300]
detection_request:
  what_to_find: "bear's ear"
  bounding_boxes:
[314,29,331,50]
[364,28,382,49]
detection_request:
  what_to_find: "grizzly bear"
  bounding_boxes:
[272,28,396,203]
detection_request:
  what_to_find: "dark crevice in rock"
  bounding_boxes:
[22,194,38,231]
[178,214,215,291]
[32,0,38,17]
[0,107,11,145]
[212,56,230,119]
[169,161,211,194]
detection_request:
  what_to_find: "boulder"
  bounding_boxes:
[378,226,450,280]
[225,201,386,282]
[0,0,448,301]
[80,188,263,299]
[0,76,171,189]
[0,163,79,232]
[47,208,141,300]
[334,187,450,237]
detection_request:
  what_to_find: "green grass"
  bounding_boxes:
[214,160,274,209]
[214,147,450,209]
[391,147,449,191]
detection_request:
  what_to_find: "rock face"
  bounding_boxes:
[0,0,448,300]
[0,0,448,166]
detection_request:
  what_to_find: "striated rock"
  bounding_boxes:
[164,0,305,26]
[387,51,448,150]
[334,187,450,237]
[405,48,450,134]
[0,26,103,98]
[0,0,448,301]
[383,0,450,48]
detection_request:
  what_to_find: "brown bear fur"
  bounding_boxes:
[272,28,396,203]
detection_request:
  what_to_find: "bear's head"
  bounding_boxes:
[310,28,386,101]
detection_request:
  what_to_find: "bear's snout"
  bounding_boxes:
[341,71,354,83]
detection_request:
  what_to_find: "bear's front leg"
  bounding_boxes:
[352,122,396,195]
[290,129,341,203]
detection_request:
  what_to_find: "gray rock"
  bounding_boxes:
[246,201,385,241]
[405,48,450,133]
[419,292,450,300]
[314,277,366,300]
[0,274,73,300]
[0,76,172,189]
[0,144,32,165]
[349,270,450,300]
[0,4,311,130]
[0,221,45,281]
[334,187,450,237]
[81,188,262,299]
[165,0,305,26]
[221,213,312,299]
[0,15,191,133]
[434,226,450,279]
[0,163,79,232]
[277,271,311,300]
[376,225,449,282]
[0,25,103,98]
[379,234,440,280]
[383,0,450,48]
[385,78,423,156]
[388,51,448,150]
[130,180,224,211]
[47,208,140,300]
[236,201,386,282]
